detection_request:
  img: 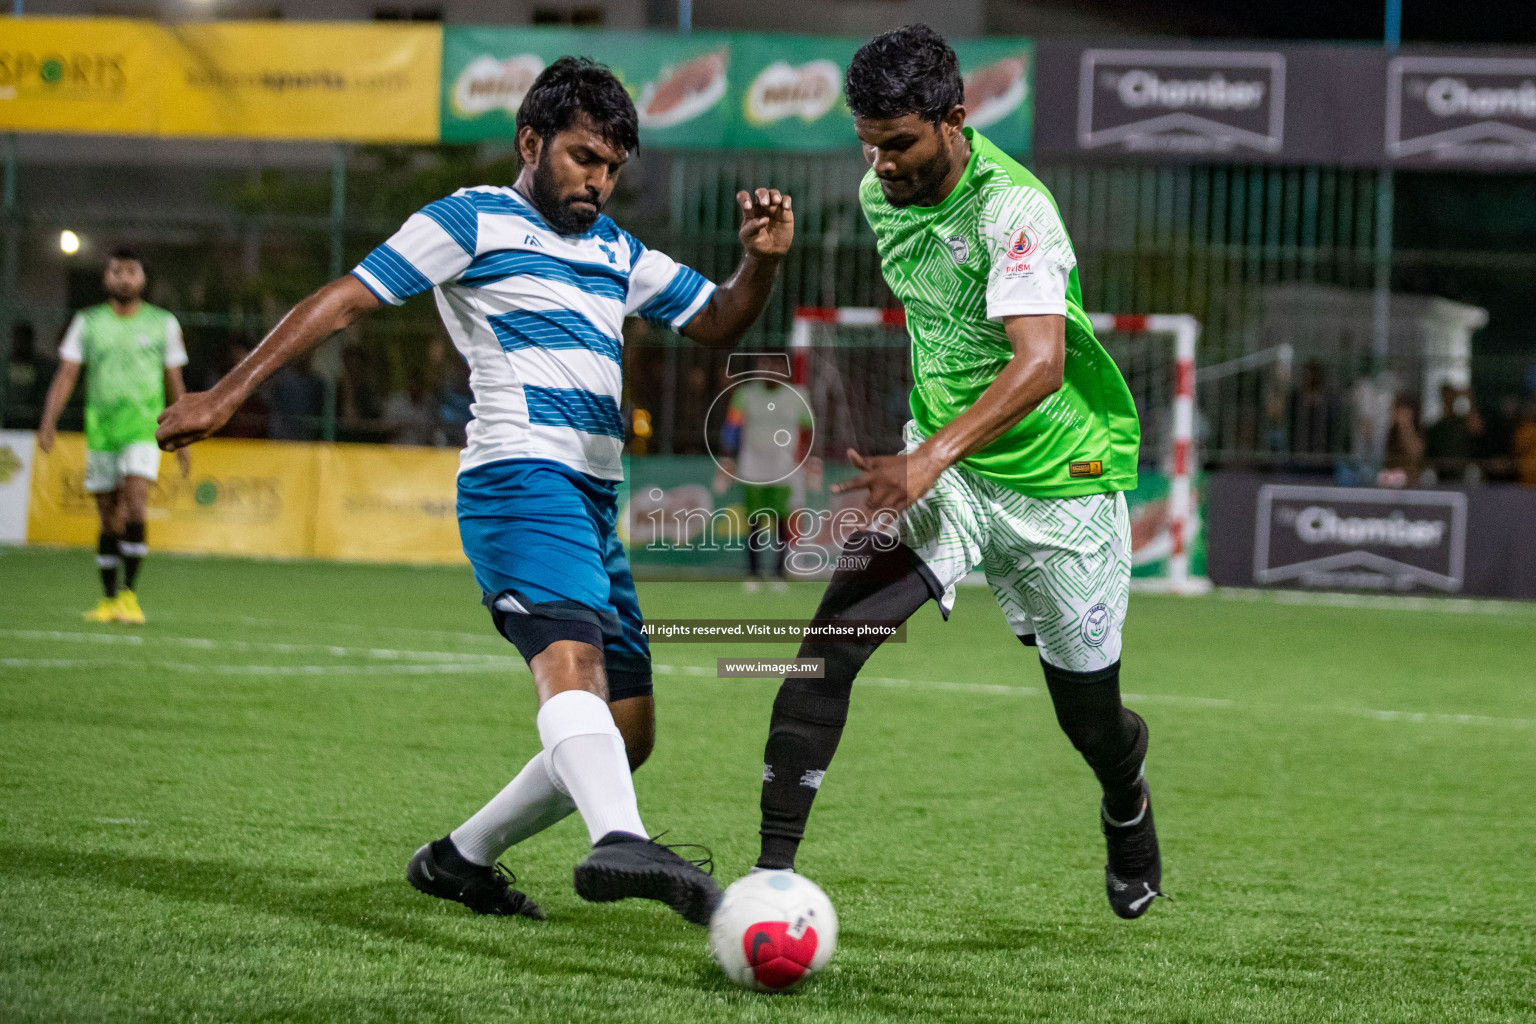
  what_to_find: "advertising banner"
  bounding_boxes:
[1387,55,1536,168]
[1034,40,1383,165]
[0,17,162,135]
[312,444,464,564]
[1206,473,1536,599]
[28,433,321,559]
[443,27,734,147]
[1254,483,1466,592]
[158,22,441,142]
[0,430,36,544]
[441,28,1034,154]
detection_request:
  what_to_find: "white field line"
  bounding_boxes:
[1,657,518,677]
[1215,588,1536,618]
[3,633,1529,730]
[0,628,516,664]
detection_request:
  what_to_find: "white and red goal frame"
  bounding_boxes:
[791,307,1204,595]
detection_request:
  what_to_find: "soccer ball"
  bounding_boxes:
[709,870,838,992]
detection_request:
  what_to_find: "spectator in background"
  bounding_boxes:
[1513,400,1536,487]
[8,322,41,422]
[206,338,267,438]
[1378,394,1424,488]
[1289,360,1338,464]
[339,344,383,439]
[427,336,471,447]
[381,374,436,446]
[1425,384,1484,482]
[261,355,324,441]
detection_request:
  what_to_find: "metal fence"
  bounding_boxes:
[3,144,1529,479]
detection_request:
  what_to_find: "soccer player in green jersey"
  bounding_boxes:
[754,26,1163,918]
[38,247,190,625]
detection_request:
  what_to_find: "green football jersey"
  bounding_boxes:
[859,127,1140,497]
[59,303,186,452]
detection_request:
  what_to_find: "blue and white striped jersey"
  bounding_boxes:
[352,185,715,480]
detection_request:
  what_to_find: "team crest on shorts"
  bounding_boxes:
[1081,602,1111,647]
[945,235,970,264]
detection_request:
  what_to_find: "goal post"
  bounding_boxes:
[789,307,1209,595]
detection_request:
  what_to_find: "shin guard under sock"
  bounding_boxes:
[1041,658,1147,822]
[758,532,937,869]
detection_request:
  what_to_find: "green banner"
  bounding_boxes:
[441,28,1032,153]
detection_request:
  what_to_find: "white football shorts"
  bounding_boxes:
[85,442,164,493]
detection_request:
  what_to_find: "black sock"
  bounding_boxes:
[97,532,120,599]
[121,521,146,591]
[1040,657,1147,822]
[758,533,936,869]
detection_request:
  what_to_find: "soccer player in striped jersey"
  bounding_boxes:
[753,26,1164,919]
[157,58,794,926]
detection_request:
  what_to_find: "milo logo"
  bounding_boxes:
[451,54,544,117]
[744,60,841,124]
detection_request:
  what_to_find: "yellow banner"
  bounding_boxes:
[28,433,320,559]
[0,18,161,135]
[312,444,464,564]
[158,22,441,142]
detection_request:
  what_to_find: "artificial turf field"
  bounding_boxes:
[1,546,1533,1024]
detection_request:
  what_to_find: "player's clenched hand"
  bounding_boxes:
[832,447,945,517]
[737,188,793,258]
[156,391,235,451]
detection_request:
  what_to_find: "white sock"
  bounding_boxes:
[537,689,646,845]
[449,750,576,866]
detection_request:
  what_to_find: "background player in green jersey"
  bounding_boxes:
[38,247,190,625]
[755,25,1164,919]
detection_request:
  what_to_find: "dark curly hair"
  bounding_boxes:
[516,56,640,156]
[845,24,963,126]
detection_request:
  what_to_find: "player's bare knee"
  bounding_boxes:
[609,696,655,771]
[530,640,608,702]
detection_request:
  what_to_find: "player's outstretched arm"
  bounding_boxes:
[835,315,1066,514]
[156,275,379,451]
[682,188,794,349]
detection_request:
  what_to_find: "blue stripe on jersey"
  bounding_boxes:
[421,195,479,255]
[489,309,623,363]
[524,385,625,439]
[461,188,621,243]
[636,265,711,326]
[459,249,628,300]
[358,244,434,300]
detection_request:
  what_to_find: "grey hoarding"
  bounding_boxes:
[1036,40,1536,171]
[1388,55,1536,168]
[1037,40,1381,165]
[1254,485,1467,592]
[1207,473,1536,600]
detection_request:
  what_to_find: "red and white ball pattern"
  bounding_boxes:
[709,870,838,991]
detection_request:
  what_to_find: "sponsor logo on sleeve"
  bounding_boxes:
[1001,224,1038,278]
